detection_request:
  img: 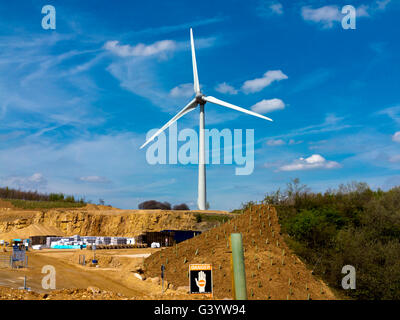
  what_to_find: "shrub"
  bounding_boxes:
[195,214,202,223]
[49,193,64,201]
[138,200,171,210]
[173,203,190,210]
[237,179,400,300]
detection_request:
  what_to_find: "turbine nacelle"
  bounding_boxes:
[195,93,206,105]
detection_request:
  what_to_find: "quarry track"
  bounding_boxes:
[0,248,201,300]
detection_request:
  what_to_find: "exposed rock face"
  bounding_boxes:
[0,207,230,237]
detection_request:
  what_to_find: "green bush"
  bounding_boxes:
[238,180,400,300]
[9,199,86,209]
[49,193,65,201]
[0,187,85,205]
[195,213,202,223]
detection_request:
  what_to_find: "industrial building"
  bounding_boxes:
[45,235,135,248]
[25,230,201,249]
[137,230,202,247]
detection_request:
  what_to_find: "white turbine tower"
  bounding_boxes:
[140,28,273,210]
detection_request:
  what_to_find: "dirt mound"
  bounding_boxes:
[0,224,64,241]
[69,250,123,268]
[143,204,336,300]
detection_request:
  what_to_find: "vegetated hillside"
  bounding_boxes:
[5,199,86,209]
[264,180,400,300]
[143,204,335,300]
[0,201,232,240]
[0,187,85,204]
[0,186,85,206]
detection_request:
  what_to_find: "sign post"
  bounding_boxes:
[18,275,30,291]
[189,264,213,298]
[230,233,247,300]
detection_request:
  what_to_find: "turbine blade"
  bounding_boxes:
[204,96,273,122]
[190,28,200,94]
[140,99,198,149]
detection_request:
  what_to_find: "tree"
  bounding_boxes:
[285,178,310,202]
[173,203,190,210]
[138,200,171,210]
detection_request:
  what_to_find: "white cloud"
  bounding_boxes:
[79,176,110,183]
[289,139,303,145]
[1,173,47,190]
[377,106,400,124]
[279,154,341,171]
[104,40,176,57]
[305,129,400,171]
[0,34,105,135]
[267,113,350,141]
[301,2,390,28]
[189,37,218,50]
[324,114,343,125]
[301,5,342,28]
[242,70,288,93]
[170,83,194,98]
[376,0,391,10]
[270,2,284,15]
[215,82,238,95]
[392,131,400,143]
[257,1,284,17]
[266,139,285,146]
[356,5,370,17]
[263,160,283,169]
[105,36,216,59]
[389,155,400,163]
[105,36,217,112]
[30,173,45,183]
[127,17,225,37]
[251,98,285,113]
[352,1,391,17]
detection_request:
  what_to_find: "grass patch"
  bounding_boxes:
[7,199,86,209]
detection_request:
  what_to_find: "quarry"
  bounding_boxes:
[0,200,336,300]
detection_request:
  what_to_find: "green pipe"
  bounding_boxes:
[230,233,247,300]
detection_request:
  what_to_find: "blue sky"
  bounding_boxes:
[0,0,399,210]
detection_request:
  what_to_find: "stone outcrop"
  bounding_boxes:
[0,206,231,238]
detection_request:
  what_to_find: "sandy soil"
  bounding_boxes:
[0,247,203,300]
[0,225,64,240]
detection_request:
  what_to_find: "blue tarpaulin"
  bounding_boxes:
[51,245,86,249]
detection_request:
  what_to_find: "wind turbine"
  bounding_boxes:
[140,28,273,210]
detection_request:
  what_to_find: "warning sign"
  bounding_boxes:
[189,264,212,297]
